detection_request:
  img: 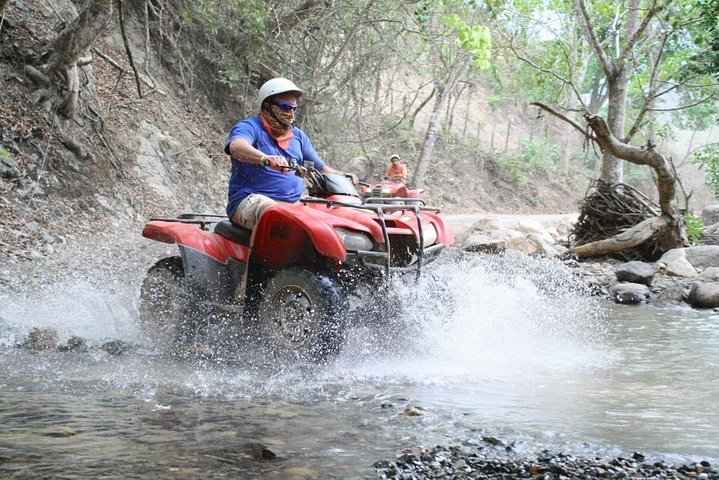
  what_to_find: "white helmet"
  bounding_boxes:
[258,78,303,106]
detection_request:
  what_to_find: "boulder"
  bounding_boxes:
[527,232,559,257]
[698,267,719,282]
[470,215,503,232]
[25,327,59,352]
[700,223,719,245]
[609,283,650,305]
[0,154,21,179]
[516,219,546,236]
[701,204,719,226]
[505,237,541,255]
[658,255,698,277]
[658,248,685,264]
[687,281,719,308]
[463,234,505,253]
[684,246,719,270]
[489,229,523,242]
[615,261,655,286]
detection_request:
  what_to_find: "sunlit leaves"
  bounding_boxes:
[443,14,492,70]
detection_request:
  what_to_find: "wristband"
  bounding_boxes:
[260,154,268,166]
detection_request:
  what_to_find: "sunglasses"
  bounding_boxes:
[270,101,298,113]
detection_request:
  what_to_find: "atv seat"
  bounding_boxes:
[214,220,252,246]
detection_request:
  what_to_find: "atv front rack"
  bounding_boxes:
[300,198,444,277]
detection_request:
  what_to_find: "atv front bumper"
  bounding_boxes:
[344,243,446,275]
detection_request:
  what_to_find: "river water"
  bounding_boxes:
[1,249,718,478]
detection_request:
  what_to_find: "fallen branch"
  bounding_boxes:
[568,216,669,257]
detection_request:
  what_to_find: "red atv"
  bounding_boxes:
[359,177,425,204]
[139,163,454,362]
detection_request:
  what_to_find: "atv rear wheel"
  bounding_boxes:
[258,268,346,363]
[139,256,196,351]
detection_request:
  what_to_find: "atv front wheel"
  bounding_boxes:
[258,268,346,363]
[138,256,196,351]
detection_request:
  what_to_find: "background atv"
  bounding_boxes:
[139,163,454,363]
[359,177,424,205]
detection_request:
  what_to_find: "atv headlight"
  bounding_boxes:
[421,223,438,246]
[334,228,374,251]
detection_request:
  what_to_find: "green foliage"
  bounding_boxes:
[494,153,530,187]
[692,143,719,198]
[443,14,492,70]
[684,213,704,245]
[0,147,10,160]
[493,139,559,187]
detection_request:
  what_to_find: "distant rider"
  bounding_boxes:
[224,77,336,229]
[384,154,407,184]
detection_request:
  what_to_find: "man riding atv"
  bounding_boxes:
[138,79,454,364]
[384,154,408,184]
[225,77,349,229]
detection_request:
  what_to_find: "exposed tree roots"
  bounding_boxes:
[570,180,665,261]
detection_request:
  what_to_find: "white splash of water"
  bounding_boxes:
[0,278,141,346]
[336,251,612,384]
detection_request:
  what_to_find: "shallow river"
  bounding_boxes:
[1,251,718,478]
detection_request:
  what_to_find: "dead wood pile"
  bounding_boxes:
[570,181,664,261]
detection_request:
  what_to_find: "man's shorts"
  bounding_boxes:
[231,194,277,230]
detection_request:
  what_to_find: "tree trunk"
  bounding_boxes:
[45,0,113,116]
[48,0,112,72]
[600,71,630,183]
[413,86,450,187]
[567,114,688,256]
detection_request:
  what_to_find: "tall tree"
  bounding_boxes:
[413,6,491,187]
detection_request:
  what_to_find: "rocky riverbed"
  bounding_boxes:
[375,444,718,479]
[451,213,719,310]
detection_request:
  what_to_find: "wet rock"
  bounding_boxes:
[400,406,423,417]
[99,340,132,355]
[482,436,506,447]
[687,281,719,309]
[25,327,59,352]
[463,234,505,253]
[609,283,650,305]
[58,336,88,352]
[206,441,277,463]
[615,261,655,286]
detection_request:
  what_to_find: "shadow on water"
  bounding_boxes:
[1,251,718,477]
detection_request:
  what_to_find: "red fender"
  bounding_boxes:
[142,221,249,264]
[252,203,378,268]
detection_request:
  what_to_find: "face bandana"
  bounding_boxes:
[260,103,295,150]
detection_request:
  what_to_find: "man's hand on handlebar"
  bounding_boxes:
[263,155,290,173]
[345,172,359,185]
